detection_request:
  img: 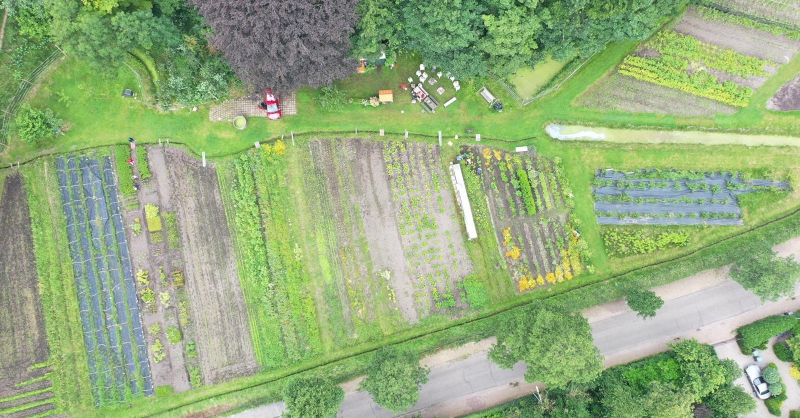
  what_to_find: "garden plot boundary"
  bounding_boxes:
[120,198,800,418]
[56,155,153,405]
[592,169,790,225]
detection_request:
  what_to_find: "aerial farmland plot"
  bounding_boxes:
[158,147,258,384]
[576,5,800,115]
[0,174,55,417]
[706,0,800,27]
[218,137,476,368]
[55,155,153,404]
[591,169,791,225]
[458,147,586,292]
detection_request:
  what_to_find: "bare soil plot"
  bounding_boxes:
[574,72,737,116]
[0,174,55,416]
[119,145,193,393]
[164,147,257,384]
[460,147,585,292]
[304,139,472,322]
[674,8,800,63]
[768,72,800,110]
[709,0,800,27]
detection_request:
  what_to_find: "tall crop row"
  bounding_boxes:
[619,55,753,106]
[228,141,322,369]
[647,30,769,78]
[24,162,93,414]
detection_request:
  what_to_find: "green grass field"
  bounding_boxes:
[506,57,567,99]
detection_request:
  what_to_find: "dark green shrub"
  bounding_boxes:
[775,342,794,362]
[459,276,489,311]
[789,410,800,418]
[15,105,61,144]
[316,86,347,111]
[765,393,787,416]
[516,169,536,215]
[738,315,796,352]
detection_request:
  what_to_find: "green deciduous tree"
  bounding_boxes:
[282,377,344,418]
[14,105,61,144]
[46,0,181,68]
[350,0,401,61]
[600,380,694,418]
[360,346,430,412]
[669,339,727,399]
[730,244,800,302]
[478,0,542,76]
[488,302,603,389]
[705,384,757,418]
[401,0,486,78]
[626,289,664,319]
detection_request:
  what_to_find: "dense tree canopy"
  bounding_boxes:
[349,0,690,78]
[282,377,344,418]
[359,346,430,412]
[45,0,182,67]
[488,302,603,389]
[191,0,359,92]
[626,289,664,319]
[730,243,800,301]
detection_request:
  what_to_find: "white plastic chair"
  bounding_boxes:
[420,64,425,71]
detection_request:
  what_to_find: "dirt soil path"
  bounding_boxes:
[674,7,800,63]
[164,147,257,384]
[122,144,190,393]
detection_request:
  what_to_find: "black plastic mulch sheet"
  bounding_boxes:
[56,155,154,404]
[592,170,790,226]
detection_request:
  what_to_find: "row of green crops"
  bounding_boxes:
[619,56,753,107]
[223,141,322,369]
[647,30,769,77]
[617,30,770,106]
[23,160,94,415]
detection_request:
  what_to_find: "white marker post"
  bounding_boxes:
[438,131,442,146]
[202,152,206,167]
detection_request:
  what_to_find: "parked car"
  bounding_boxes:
[744,364,771,400]
[260,89,281,120]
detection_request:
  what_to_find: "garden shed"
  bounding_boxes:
[379,90,393,103]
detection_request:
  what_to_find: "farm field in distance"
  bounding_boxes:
[576,5,800,115]
[219,137,478,369]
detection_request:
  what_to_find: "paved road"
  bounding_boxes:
[233,238,800,418]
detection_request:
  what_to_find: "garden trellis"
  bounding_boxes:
[56,155,153,405]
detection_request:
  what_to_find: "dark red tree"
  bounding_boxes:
[190,0,359,92]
